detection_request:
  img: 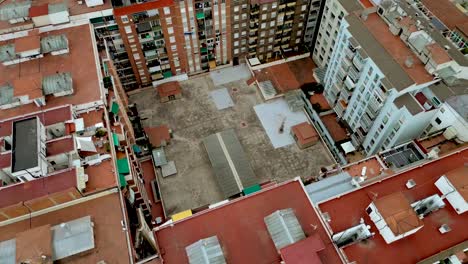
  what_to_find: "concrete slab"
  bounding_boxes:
[210,64,252,86]
[210,87,234,110]
[254,99,308,149]
[129,73,333,216]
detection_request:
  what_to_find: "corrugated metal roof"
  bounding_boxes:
[51,215,95,260]
[185,236,226,264]
[42,72,73,95]
[41,34,68,53]
[48,2,67,14]
[0,239,15,264]
[0,2,31,21]
[0,84,16,106]
[152,147,167,166]
[264,208,306,250]
[203,129,258,198]
[0,44,15,62]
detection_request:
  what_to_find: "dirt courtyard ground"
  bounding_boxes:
[129,73,333,216]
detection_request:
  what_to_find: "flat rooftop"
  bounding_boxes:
[0,0,112,33]
[343,156,385,179]
[254,57,317,94]
[362,13,433,85]
[129,73,332,216]
[320,113,348,142]
[0,105,72,138]
[422,0,468,35]
[0,24,102,120]
[0,192,131,264]
[318,149,468,264]
[12,117,38,172]
[155,180,342,263]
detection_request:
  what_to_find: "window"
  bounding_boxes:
[167,27,174,34]
[366,207,372,214]
[234,41,239,47]
[121,15,129,23]
[234,6,239,12]
[262,14,267,20]
[261,23,266,29]
[124,26,132,34]
[163,7,171,15]
[166,17,172,25]
[435,117,442,125]
[169,36,176,43]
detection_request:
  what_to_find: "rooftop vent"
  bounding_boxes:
[332,218,373,248]
[405,56,414,68]
[411,194,445,218]
[264,208,306,250]
[438,224,451,234]
[406,179,416,189]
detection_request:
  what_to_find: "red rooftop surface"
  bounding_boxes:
[363,13,433,84]
[145,125,171,147]
[157,81,182,98]
[14,34,41,52]
[46,136,75,157]
[114,0,174,16]
[343,156,384,179]
[291,122,319,147]
[310,93,331,111]
[0,105,72,137]
[29,4,49,17]
[280,235,326,264]
[0,168,77,208]
[155,180,342,264]
[445,166,468,201]
[0,24,102,120]
[318,149,468,264]
[320,113,348,142]
[0,192,130,264]
[422,0,468,35]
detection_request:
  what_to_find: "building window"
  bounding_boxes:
[262,14,267,20]
[164,7,171,15]
[435,117,442,125]
[166,17,172,25]
[121,15,129,23]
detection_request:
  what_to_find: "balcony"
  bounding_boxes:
[340,87,351,102]
[352,56,363,71]
[344,47,355,60]
[334,99,347,118]
[348,67,360,83]
[367,97,381,115]
[344,76,355,90]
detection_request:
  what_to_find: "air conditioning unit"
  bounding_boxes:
[76,166,89,192]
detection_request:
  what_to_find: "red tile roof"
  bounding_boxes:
[155,180,342,264]
[291,122,319,146]
[280,235,326,264]
[373,192,423,235]
[0,168,77,208]
[157,81,181,98]
[145,125,171,147]
[319,149,468,264]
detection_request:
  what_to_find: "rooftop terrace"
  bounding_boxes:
[319,149,468,264]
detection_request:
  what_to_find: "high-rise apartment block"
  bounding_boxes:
[312,0,468,159]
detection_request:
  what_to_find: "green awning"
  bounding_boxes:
[243,184,261,195]
[107,25,118,31]
[201,47,208,53]
[119,173,127,188]
[117,158,130,174]
[112,133,119,146]
[162,71,173,78]
[90,17,104,23]
[196,12,205,19]
[111,101,119,115]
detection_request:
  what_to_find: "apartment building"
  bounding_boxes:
[0,1,161,261]
[311,0,366,70]
[231,0,309,63]
[319,0,468,157]
[303,0,323,47]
